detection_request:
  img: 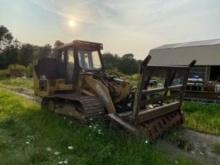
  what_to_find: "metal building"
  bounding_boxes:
[149,39,220,83]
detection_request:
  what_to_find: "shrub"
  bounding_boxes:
[26,64,33,77]
[0,69,9,79]
[8,64,27,77]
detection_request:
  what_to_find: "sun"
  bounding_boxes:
[68,20,76,28]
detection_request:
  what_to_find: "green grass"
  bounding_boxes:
[213,143,220,155]
[0,69,8,80]
[183,102,220,135]
[0,77,33,89]
[0,88,201,165]
[1,75,219,137]
[124,74,139,87]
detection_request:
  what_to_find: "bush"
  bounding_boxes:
[26,64,33,77]
[8,64,27,77]
[0,69,9,79]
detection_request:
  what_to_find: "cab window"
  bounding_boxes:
[66,49,75,83]
[78,50,102,70]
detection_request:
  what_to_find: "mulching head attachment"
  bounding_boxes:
[109,56,195,140]
[132,56,195,139]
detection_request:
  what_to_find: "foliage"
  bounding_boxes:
[102,53,120,70]
[0,77,33,89]
[0,26,52,69]
[0,88,201,165]
[0,43,52,69]
[213,143,220,155]
[8,64,26,73]
[17,44,34,66]
[0,69,8,79]
[123,74,139,87]
[0,45,19,68]
[8,64,33,78]
[103,53,141,75]
[54,40,64,48]
[33,44,52,61]
[118,54,140,75]
[26,64,33,77]
[0,25,13,50]
[1,25,142,75]
[0,26,20,69]
[183,102,220,135]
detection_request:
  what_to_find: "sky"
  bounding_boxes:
[0,0,220,59]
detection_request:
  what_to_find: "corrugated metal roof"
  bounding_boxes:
[155,39,220,49]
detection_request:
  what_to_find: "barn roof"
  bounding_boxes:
[149,39,220,66]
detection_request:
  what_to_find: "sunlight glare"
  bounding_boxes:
[68,20,76,28]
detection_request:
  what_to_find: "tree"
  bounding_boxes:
[0,51,7,69]
[122,53,134,60]
[18,44,34,66]
[37,44,52,59]
[54,40,64,48]
[0,25,13,50]
[102,52,140,75]
[102,53,120,70]
[0,45,19,69]
[0,26,19,69]
[118,54,139,75]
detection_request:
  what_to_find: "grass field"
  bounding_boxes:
[0,76,220,135]
[0,87,201,165]
[213,143,220,155]
[183,102,220,135]
[0,77,33,89]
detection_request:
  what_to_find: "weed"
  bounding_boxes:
[183,102,220,135]
[213,143,220,155]
[0,88,202,165]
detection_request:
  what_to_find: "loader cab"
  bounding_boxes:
[34,40,104,96]
[55,40,104,84]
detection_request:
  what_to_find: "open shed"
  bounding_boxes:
[149,39,220,82]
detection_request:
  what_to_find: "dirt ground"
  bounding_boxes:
[156,129,220,165]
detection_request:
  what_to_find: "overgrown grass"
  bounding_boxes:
[213,143,220,155]
[0,77,33,89]
[0,69,8,80]
[0,88,201,165]
[124,74,139,87]
[1,74,220,137]
[183,102,220,135]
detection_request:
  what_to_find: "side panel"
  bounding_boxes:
[33,58,74,97]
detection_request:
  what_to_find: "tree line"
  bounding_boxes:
[0,25,141,75]
[0,25,51,69]
[102,53,141,75]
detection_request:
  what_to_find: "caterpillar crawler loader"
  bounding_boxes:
[33,40,195,140]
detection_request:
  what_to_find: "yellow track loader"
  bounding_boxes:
[33,40,195,140]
